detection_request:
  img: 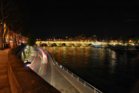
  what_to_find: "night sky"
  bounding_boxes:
[18,1,139,39]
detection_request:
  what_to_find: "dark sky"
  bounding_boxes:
[19,0,139,39]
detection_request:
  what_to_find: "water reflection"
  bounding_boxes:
[44,47,139,93]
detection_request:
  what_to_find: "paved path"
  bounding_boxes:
[0,49,11,93]
[0,49,60,93]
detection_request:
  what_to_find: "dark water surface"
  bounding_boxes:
[44,47,139,93]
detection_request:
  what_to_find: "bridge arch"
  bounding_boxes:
[61,43,66,46]
[40,43,47,47]
[51,43,57,47]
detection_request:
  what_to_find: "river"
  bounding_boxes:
[43,46,139,93]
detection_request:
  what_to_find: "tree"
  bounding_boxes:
[0,0,23,49]
[28,34,36,46]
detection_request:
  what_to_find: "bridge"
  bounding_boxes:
[21,45,103,93]
[36,40,108,47]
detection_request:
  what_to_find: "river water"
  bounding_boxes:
[43,47,139,93]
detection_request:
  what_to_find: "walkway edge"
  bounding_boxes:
[7,50,23,93]
[8,65,22,93]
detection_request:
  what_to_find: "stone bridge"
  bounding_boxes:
[36,41,108,47]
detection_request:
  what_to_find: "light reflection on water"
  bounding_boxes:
[43,46,139,93]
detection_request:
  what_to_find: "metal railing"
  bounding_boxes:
[45,50,103,93]
[55,62,103,93]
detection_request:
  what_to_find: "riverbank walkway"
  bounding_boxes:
[0,48,60,93]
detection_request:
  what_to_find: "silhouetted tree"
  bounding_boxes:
[28,34,36,46]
